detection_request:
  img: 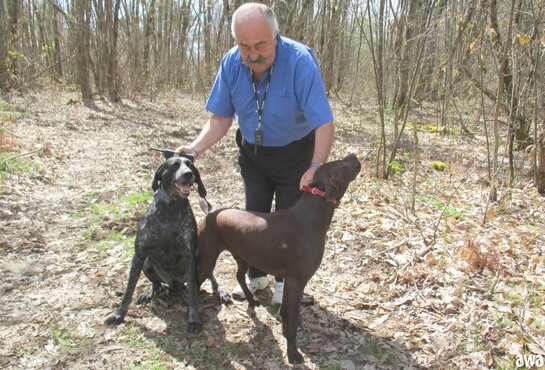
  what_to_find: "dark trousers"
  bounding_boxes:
[236,129,315,282]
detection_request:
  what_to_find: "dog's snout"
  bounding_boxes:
[343,154,362,173]
[181,170,195,182]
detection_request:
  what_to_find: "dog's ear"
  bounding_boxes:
[152,163,165,191]
[189,162,207,198]
[323,176,339,203]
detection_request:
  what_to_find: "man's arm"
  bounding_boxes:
[175,114,234,159]
[299,120,334,188]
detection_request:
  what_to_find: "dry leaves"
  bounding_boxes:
[0,90,543,369]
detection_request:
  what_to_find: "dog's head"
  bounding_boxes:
[152,156,207,199]
[310,154,361,204]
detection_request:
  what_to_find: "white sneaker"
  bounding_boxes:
[271,281,284,305]
[232,276,268,299]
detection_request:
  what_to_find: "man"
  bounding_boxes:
[176,3,334,305]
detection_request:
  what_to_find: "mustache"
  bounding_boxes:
[242,55,268,65]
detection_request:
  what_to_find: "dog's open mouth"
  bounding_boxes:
[172,181,193,197]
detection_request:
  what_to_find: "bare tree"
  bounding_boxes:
[0,0,19,91]
[107,0,121,101]
[3,0,543,191]
[74,0,92,102]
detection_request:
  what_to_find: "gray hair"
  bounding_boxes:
[231,3,279,40]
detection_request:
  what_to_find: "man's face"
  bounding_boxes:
[234,15,277,77]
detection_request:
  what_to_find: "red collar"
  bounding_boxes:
[301,185,338,205]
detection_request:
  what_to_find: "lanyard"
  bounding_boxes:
[251,65,274,133]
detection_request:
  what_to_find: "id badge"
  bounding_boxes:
[254,129,263,155]
[254,129,264,146]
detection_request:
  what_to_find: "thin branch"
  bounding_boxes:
[1,147,44,163]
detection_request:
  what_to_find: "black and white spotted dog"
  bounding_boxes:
[105,155,226,333]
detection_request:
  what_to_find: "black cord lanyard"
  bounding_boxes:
[250,65,274,155]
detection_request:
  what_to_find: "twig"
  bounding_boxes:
[432,171,475,240]
[1,147,44,163]
[518,320,545,353]
[374,218,439,258]
[0,127,24,139]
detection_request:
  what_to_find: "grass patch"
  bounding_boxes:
[417,195,470,219]
[1,101,37,179]
[120,324,176,369]
[50,324,77,350]
[387,160,406,174]
[323,362,342,370]
[50,324,93,352]
[0,99,21,123]
[94,231,135,253]
[187,345,217,362]
[223,342,243,357]
[0,152,41,180]
[365,340,396,364]
[406,123,460,135]
[82,190,151,252]
[121,191,152,206]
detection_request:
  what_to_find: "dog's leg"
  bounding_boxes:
[137,258,161,304]
[105,253,145,325]
[209,272,231,303]
[196,231,230,303]
[186,241,203,334]
[283,280,305,364]
[233,255,260,307]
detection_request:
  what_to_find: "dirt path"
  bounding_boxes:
[1,90,543,369]
[0,91,417,369]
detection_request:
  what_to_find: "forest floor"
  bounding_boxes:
[1,88,544,370]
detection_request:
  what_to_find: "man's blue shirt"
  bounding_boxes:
[205,35,334,147]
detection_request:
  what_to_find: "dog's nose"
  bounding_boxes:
[181,171,195,181]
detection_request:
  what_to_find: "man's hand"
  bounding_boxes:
[299,166,318,189]
[175,145,198,159]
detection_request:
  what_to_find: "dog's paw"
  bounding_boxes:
[288,349,304,364]
[248,298,261,308]
[104,310,126,325]
[217,289,232,304]
[136,290,154,305]
[187,319,203,334]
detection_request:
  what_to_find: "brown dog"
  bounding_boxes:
[196,154,361,364]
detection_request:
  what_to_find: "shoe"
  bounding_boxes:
[232,276,268,299]
[271,281,284,305]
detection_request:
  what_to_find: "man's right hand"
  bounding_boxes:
[175,145,198,159]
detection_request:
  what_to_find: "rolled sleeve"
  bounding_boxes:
[206,63,236,118]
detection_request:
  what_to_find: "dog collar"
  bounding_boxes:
[301,185,338,205]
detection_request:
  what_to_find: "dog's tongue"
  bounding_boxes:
[173,182,192,195]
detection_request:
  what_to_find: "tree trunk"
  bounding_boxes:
[52,2,63,80]
[0,0,19,91]
[323,0,343,93]
[76,0,92,101]
[0,0,8,90]
[108,0,121,102]
[537,130,545,194]
[143,0,156,83]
